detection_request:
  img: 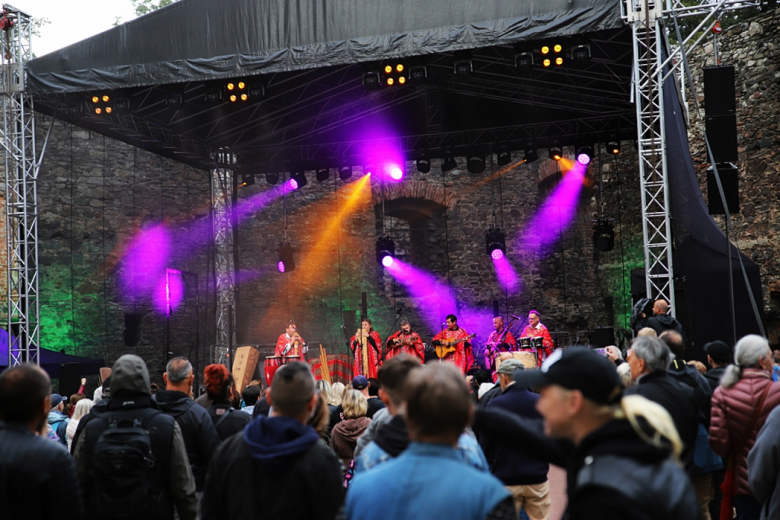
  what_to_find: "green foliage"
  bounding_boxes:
[131,0,178,17]
[667,1,764,44]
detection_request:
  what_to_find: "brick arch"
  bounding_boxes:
[371,180,457,210]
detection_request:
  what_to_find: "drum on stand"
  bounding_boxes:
[531,337,544,350]
[264,356,282,386]
[519,337,532,349]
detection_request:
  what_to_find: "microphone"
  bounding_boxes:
[511,315,524,320]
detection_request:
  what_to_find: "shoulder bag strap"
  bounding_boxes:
[214,407,233,428]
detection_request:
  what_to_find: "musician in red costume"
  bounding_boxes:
[431,314,474,375]
[273,320,307,361]
[385,319,425,362]
[350,317,383,378]
[484,316,517,373]
[519,310,554,366]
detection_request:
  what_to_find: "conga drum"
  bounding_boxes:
[514,350,538,369]
[264,356,283,386]
[531,337,544,350]
[520,337,532,349]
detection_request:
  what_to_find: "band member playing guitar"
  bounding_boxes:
[519,310,554,366]
[431,314,475,375]
[385,319,425,362]
[350,317,383,378]
[274,320,307,361]
[484,316,517,372]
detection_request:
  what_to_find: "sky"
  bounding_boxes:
[17,0,139,57]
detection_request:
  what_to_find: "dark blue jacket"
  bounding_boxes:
[482,383,549,485]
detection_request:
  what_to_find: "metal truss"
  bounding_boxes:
[211,152,236,366]
[1,5,39,366]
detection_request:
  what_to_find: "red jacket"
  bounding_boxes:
[709,368,780,496]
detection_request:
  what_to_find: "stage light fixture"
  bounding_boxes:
[415,149,431,173]
[266,172,279,186]
[548,143,563,161]
[339,163,353,181]
[95,108,102,115]
[572,44,591,69]
[277,243,296,273]
[485,227,507,260]
[409,65,428,84]
[593,219,615,252]
[388,164,405,181]
[524,147,539,163]
[441,150,457,172]
[496,144,512,167]
[363,71,381,90]
[241,173,255,186]
[553,44,563,54]
[290,171,308,190]
[607,138,621,155]
[555,57,564,66]
[92,96,99,103]
[114,97,130,113]
[248,84,266,100]
[382,62,407,87]
[576,145,594,165]
[467,152,486,174]
[376,236,396,267]
[514,52,534,77]
[541,45,550,55]
[363,163,376,177]
[205,88,223,105]
[543,59,551,68]
[102,95,110,102]
[454,59,473,80]
[316,168,330,182]
[166,92,184,107]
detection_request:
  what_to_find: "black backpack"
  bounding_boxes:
[87,409,174,519]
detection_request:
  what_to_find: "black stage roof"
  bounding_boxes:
[27,0,634,170]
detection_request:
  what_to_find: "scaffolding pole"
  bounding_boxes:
[211,152,236,367]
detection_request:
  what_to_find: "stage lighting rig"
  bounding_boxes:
[339,161,353,181]
[548,142,563,161]
[541,43,564,68]
[441,149,457,172]
[454,58,473,80]
[593,219,615,252]
[467,152,486,174]
[290,171,308,190]
[90,94,113,115]
[514,51,534,77]
[316,168,330,182]
[363,70,381,91]
[416,149,431,173]
[387,164,405,181]
[485,227,507,260]
[376,236,396,267]
[383,62,407,86]
[226,81,249,103]
[166,92,184,108]
[606,137,621,155]
[241,173,255,186]
[408,64,428,84]
[204,88,223,105]
[524,146,539,164]
[576,145,594,165]
[571,44,591,69]
[266,172,279,186]
[496,144,512,167]
[113,97,130,114]
[277,243,296,273]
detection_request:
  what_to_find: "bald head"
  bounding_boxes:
[653,299,668,315]
[659,330,685,358]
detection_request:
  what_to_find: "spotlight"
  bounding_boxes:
[467,153,486,174]
[92,96,99,103]
[576,145,593,165]
[339,162,353,181]
[277,243,296,273]
[376,236,396,267]
[409,64,428,84]
[102,95,110,103]
[290,171,308,190]
[541,45,550,55]
[241,173,255,186]
[485,227,506,259]
[607,137,621,155]
[553,44,563,54]
[514,52,534,77]
[555,57,564,66]
[248,84,266,100]
[593,219,615,252]
[388,164,405,181]
[114,97,130,113]
[363,163,376,177]
[496,144,512,167]
[166,92,183,107]
[454,59,472,80]
[543,59,551,68]
[316,168,330,182]
[416,149,431,173]
[266,172,279,186]
[205,88,223,105]
[363,71,381,91]
[441,150,457,172]
[524,147,539,164]
[572,44,591,69]
[548,143,563,161]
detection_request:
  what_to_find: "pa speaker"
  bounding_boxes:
[591,328,615,348]
[703,66,736,116]
[59,363,81,396]
[123,313,144,347]
[705,114,738,164]
[707,164,740,215]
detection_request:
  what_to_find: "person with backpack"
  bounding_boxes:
[155,356,221,494]
[72,354,198,520]
[47,393,70,446]
[203,364,250,441]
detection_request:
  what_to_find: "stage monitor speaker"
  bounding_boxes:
[342,310,357,339]
[703,66,736,116]
[707,165,740,215]
[123,313,144,347]
[591,328,614,349]
[232,346,261,394]
[705,114,738,164]
[59,363,81,396]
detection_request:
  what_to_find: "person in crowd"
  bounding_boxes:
[240,384,261,416]
[201,362,344,520]
[479,353,512,409]
[250,382,272,419]
[347,363,513,520]
[474,347,701,519]
[150,382,160,395]
[604,345,624,366]
[471,369,494,401]
[316,379,337,417]
[709,335,780,520]
[617,363,635,389]
[637,327,657,337]
[355,354,489,474]
[155,356,221,495]
[68,391,85,418]
[480,359,550,520]
[47,393,70,446]
[703,340,732,392]
[72,354,197,520]
[66,398,93,451]
[331,389,372,470]
[0,364,85,520]
[748,402,780,520]
[203,363,251,441]
[624,336,699,471]
[308,391,332,446]
[366,377,385,418]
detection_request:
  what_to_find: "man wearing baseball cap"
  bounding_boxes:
[474,348,701,520]
[703,341,732,392]
[47,393,70,446]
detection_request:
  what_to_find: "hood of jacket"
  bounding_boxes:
[155,390,194,417]
[333,416,371,444]
[374,414,410,457]
[47,410,67,425]
[110,354,151,397]
[243,415,319,471]
[655,314,679,327]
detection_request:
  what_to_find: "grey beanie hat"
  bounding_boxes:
[110,354,151,397]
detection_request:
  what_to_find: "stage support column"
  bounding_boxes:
[2,7,41,366]
[211,151,236,365]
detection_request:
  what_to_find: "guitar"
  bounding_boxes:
[435,333,477,359]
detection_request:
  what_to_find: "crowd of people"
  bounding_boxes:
[3,327,780,520]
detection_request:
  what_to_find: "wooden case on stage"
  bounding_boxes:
[232,346,261,393]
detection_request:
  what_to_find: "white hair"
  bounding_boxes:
[721,335,770,389]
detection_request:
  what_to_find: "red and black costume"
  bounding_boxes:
[432,327,474,375]
[274,333,307,362]
[350,330,383,378]
[519,323,554,366]
[484,328,517,373]
[385,330,425,362]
